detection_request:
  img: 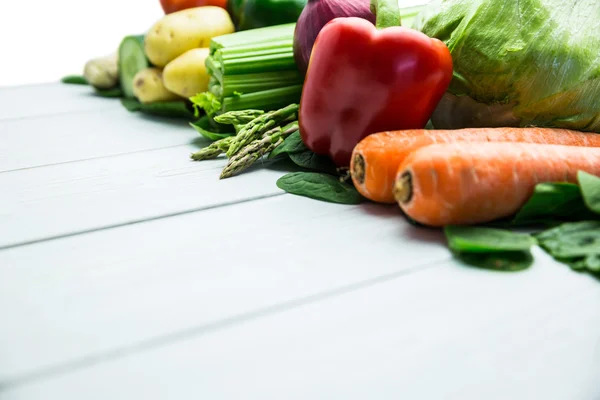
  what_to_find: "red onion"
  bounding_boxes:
[293,0,376,75]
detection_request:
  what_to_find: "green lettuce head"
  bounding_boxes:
[413,0,600,132]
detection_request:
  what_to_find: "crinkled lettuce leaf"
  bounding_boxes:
[415,0,600,132]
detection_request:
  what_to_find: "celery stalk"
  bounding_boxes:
[219,53,297,75]
[220,85,303,114]
[194,23,302,118]
[217,40,294,58]
[219,71,302,97]
[209,23,296,54]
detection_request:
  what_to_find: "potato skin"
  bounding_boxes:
[163,48,211,98]
[132,68,182,104]
[145,6,234,68]
[84,52,119,89]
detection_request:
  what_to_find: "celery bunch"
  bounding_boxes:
[191,23,303,117]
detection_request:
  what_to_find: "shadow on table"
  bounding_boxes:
[189,136,213,149]
[358,201,447,246]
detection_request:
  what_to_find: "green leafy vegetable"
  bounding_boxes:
[190,92,223,117]
[61,75,88,85]
[190,116,235,141]
[511,183,595,226]
[535,221,600,276]
[453,250,534,272]
[444,226,534,271]
[268,131,308,159]
[94,87,123,98]
[445,226,535,253]
[288,151,337,174]
[121,98,194,119]
[276,172,364,205]
[416,0,600,132]
[578,171,600,215]
[535,221,600,259]
[564,255,600,273]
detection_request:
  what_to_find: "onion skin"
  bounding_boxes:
[293,0,376,75]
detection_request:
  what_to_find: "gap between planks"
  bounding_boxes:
[0,191,287,252]
[0,258,445,391]
[0,143,195,175]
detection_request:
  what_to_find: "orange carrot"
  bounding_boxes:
[393,142,600,227]
[350,127,600,204]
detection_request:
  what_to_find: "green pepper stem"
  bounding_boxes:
[371,0,401,29]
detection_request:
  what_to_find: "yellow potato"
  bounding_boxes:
[132,68,182,104]
[163,48,211,98]
[83,52,119,89]
[144,6,234,68]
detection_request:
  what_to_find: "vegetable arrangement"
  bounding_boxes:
[62,0,600,281]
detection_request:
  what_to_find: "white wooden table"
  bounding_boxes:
[1,83,600,400]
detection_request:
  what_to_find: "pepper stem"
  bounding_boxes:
[371,0,401,29]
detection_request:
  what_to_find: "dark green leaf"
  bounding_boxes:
[534,221,600,258]
[268,131,307,159]
[453,250,533,272]
[445,226,535,253]
[61,75,88,85]
[578,171,600,215]
[565,255,600,273]
[95,87,123,98]
[190,116,235,141]
[511,183,594,225]
[585,255,600,272]
[288,150,337,173]
[121,98,142,112]
[120,98,195,119]
[276,172,364,205]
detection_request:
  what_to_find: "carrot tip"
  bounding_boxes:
[352,153,366,185]
[394,171,413,204]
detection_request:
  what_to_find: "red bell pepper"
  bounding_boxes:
[298,0,453,167]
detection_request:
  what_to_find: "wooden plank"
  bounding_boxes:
[0,196,450,384]
[0,83,116,120]
[2,251,599,399]
[0,106,199,172]
[0,145,287,249]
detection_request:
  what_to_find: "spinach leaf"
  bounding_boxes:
[444,226,535,253]
[121,98,195,119]
[276,172,364,205]
[453,250,534,272]
[269,131,307,159]
[61,75,88,85]
[535,221,600,276]
[190,116,235,141]
[578,171,600,215]
[288,151,337,174]
[564,255,600,273]
[534,221,600,258]
[511,183,594,225]
[95,87,123,98]
[445,226,534,272]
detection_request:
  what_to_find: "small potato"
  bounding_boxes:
[145,6,234,68]
[163,48,210,98]
[84,52,119,89]
[132,68,182,104]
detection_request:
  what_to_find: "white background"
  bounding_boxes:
[1,0,165,87]
[1,0,428,87]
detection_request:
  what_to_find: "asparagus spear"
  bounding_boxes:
[190,136,235,161]
[214,109,265,125]
[226,104,299,158]
[220,121,299,179]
